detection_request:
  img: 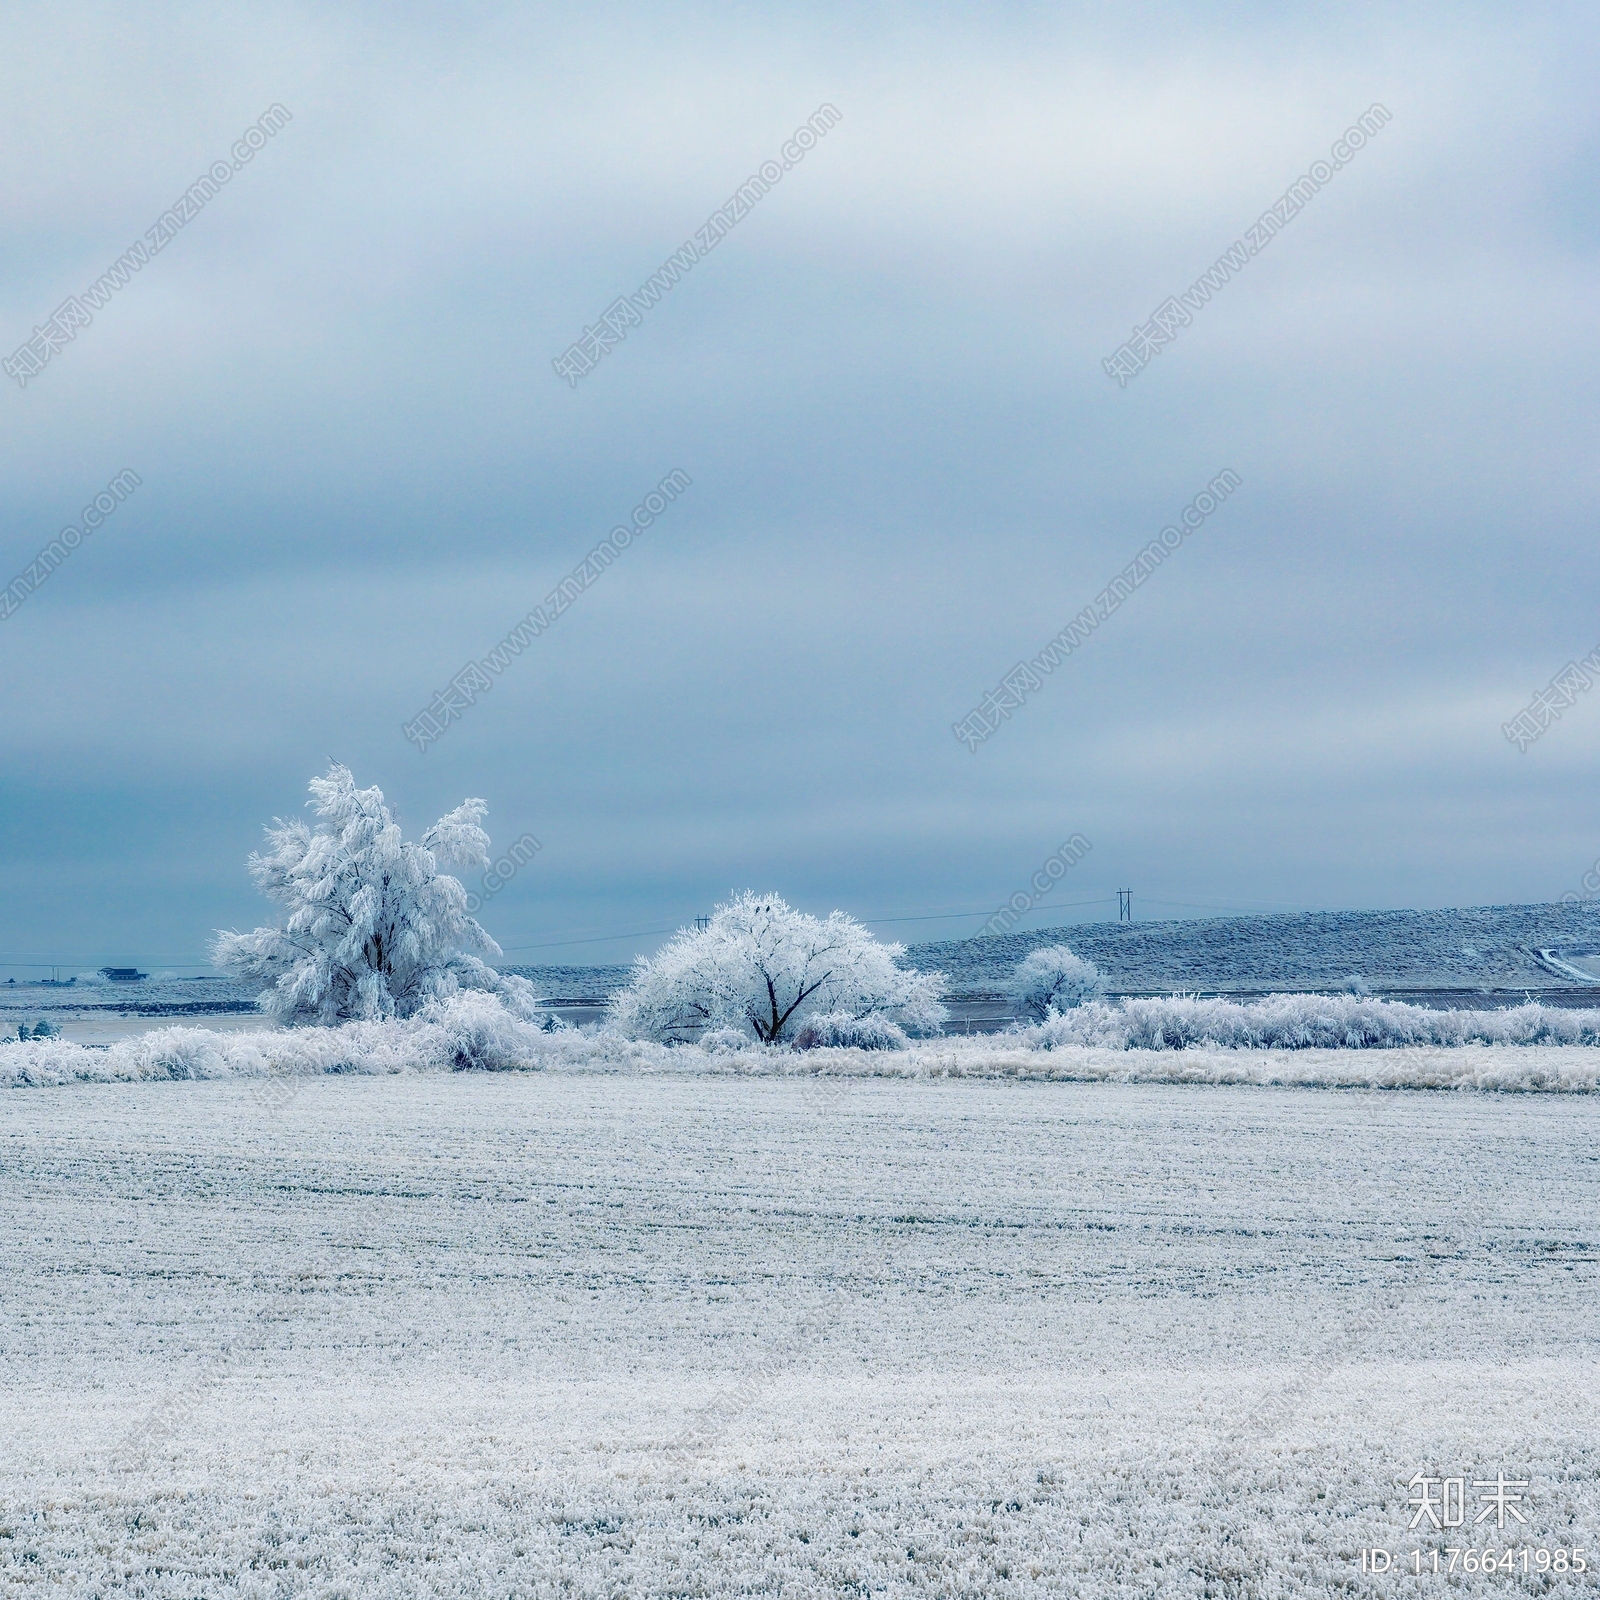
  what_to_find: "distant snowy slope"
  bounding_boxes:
[0,974,259,1019]
[502,963,631,1000]
[40,903,1598,1027]
[906,902,1600,995]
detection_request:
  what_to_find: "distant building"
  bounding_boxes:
[99,967,147,982]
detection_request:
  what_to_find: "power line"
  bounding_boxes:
[502,925,683,953]
[861,897,1116,927]
[1134,894,1321,915]
[500,896,1121,954]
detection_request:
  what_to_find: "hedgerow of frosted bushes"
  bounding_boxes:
[10,991,1600,1091]
[1021,992,1600,1050]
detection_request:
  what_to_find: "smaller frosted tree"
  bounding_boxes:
[1010,945,1106,1022]
[608,891,947,1044]
[213,764,524,1025]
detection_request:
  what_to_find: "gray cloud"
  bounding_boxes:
[3,3,1597,969]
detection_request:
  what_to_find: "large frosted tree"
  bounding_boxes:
[213,764,519,1025]
[608,891,948,1044]
[1009,945,1106,1021]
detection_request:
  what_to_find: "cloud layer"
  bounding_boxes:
[3,2,1597,968]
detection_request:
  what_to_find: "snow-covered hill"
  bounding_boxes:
[906,901,1600,996]
[503,962,631,1001]
[512,904,1600,1005]
[18,902,1596,1038]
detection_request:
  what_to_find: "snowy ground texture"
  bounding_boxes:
[1,1074,1596,1597]
[11,992,1600,1092]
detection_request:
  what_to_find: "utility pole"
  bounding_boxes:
[694,916,710,933]
[1117,889,1132,923]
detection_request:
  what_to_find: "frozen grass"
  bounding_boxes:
[9,993,1600,1093]
[1,1075,1596,1596]
[1027,992,1600,1050]
[0,991,563,1087]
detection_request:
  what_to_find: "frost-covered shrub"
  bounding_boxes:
[213,764,535,1026]
[0,993,556,1087]
[793,1012,909,1051]
[1018,992,1600,1052]
[422,990,555,1071]
[608,891,947,1045]
[700,1026,757,1053]
[1,1035,105,1087]
[14,995,1600,1093]
[123,1028,232,1080]
[1024,1000,1132,1050]
[1009,946,1107,1022]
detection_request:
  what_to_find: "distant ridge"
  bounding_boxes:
[905,902,1600,996]
[507,903,1600,1004]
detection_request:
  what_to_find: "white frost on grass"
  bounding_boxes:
[752,1039,1600,1092]
[2,1075,1597,1596]
[0,992,567,1087]
[1022,991,1600,1050]
[9,988,1600,1094]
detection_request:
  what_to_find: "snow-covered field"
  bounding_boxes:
[2,1073,1596,1596]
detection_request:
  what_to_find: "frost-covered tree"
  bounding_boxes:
[608,891,948,1045]
[213,764,531,1026]
[1010,945,1107,1021]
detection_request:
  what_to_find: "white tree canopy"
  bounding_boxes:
[608,891,948,1044]
[1009,945,1107,1021]
[213,764,526,1025]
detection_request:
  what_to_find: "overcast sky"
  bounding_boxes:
[2,2,1597,973]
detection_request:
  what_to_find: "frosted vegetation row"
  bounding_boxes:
[8,992,1600,1090]
[9,765,1600,1088]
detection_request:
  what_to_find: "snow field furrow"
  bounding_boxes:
[1,1076,1596,1595]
